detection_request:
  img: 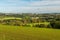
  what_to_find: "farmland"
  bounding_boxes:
[0,13,60,40]
[0,24,60,40]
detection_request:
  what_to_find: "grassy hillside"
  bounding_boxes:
[0,24,60,40]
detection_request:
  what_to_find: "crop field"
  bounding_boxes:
[0,24,60,40]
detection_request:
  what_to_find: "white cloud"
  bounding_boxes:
[0,0,60,13]
[26,1,60,7]
[2,0,60,7]
[0,6,60,13]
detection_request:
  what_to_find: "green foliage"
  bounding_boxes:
[50,21,60,29]
[0,13,60,29]
[54,21,60,29]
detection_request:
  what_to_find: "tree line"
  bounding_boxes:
[0,13,60,29]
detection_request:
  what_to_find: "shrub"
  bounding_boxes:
[54,21,60,29]
[50,21,60,29]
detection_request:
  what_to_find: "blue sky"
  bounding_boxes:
[0,0,60,13]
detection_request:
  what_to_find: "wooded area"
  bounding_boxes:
[0,13,60,29]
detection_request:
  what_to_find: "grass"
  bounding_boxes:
[0,17,22,20]
[0,24,60,40]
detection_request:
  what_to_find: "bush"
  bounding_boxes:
[33,24,45,28]
[54,21,60,29]
[50,21,60,29]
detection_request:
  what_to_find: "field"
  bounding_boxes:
[0,24,60,40]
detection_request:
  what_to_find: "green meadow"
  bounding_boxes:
[0,24,60,40]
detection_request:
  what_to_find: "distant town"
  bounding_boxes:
[0,13,60,29]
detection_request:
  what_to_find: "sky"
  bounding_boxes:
[0,0,60,13]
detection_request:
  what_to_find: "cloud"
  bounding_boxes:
[0,0,60,13]
[1,0,60,7]
[25,1,60,7]
[0,6,60,13]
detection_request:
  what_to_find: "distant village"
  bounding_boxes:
[0,13,60,29]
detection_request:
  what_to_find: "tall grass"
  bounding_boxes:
[0,24,60,40]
